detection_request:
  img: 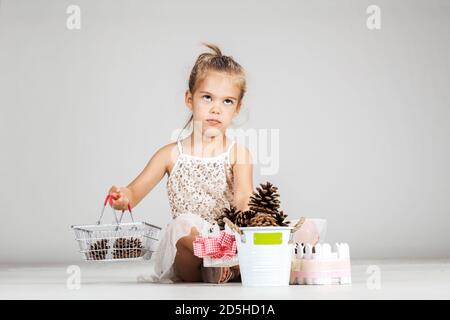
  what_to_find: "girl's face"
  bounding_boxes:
[185,71,242,136]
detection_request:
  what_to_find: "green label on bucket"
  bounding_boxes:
[253,232,283,245]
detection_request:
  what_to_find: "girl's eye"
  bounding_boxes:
[202,95,212,102]
[224,99,234,105]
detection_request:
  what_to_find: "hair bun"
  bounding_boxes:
[202,42,223,57]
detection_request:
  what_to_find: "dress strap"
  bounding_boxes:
[226,140,235,166]
[226,140,236,155]
[177,140,183,154]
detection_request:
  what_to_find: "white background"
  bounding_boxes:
[1,0,449,263]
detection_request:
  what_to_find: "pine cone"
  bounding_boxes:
[280,210,290,225]
[234,210,256,227]
[89,239,109,260]
[268,210,290,227]
[217,205,242,230]
[249,181,281,216]
[247,181,290,227]
[249,213,278,227]
[112,237,127,259]
[113,237,143,259]
[131,237,143,258]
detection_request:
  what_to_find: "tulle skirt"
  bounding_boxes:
[137,213,211,283]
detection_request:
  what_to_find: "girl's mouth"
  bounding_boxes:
[206,119,222,125]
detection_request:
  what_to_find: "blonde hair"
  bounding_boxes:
[181,43,246,136]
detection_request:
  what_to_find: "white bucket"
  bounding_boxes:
[234,226,294,287]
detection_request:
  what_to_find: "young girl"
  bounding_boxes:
[107,43,253,283]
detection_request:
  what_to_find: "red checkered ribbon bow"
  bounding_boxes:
[193,231,237,259]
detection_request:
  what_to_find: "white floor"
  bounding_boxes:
[1,260,449,299]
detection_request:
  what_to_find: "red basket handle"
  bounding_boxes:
[97,194,133,225]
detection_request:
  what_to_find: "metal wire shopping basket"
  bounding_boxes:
[71,195,161,262]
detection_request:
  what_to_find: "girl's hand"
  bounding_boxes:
[108,185,130,210]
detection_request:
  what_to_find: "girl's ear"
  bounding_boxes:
[185,90,193,112]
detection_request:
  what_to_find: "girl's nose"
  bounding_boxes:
[210,104,220,114]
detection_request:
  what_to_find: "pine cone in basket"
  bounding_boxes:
[248,213,278,227]
[130,237,143,258]
[113,238,129,259]
[234,210,256,227]
[113,237,143,259]
[112,237,127,259]
[89,239,110,260]
[217,205,242,230]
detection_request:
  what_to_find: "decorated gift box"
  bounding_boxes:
[193,223,238,267]
[290,242,351,285]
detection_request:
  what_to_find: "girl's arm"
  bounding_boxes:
[109,143,176,210]
[231,144,254,212]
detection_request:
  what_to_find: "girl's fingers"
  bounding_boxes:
[107,186,123,205]
[106,186,128,210]
[109,185,120,194]
[110,196,128,210]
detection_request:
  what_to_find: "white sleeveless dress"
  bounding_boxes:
[139,138,235,283]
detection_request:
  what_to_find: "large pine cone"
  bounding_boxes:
[249,181,281,215]
[248,181,290,227]
[249,213,278,227]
